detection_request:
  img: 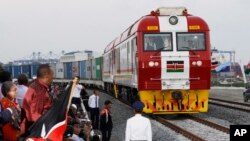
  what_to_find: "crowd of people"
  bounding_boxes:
[0,64,152,141]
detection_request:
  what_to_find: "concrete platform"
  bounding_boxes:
[209,87,246,103]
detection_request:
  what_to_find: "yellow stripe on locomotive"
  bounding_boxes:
[139,90,209,114]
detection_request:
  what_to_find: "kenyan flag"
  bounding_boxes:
[211,61,219,73]
[211,64,218,72]
[25,82,76,141]
[167,61,184,72]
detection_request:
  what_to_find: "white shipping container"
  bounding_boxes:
[49,63,57,78]
[56,63,64,79]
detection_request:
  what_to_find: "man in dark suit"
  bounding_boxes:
[100,100,113,141]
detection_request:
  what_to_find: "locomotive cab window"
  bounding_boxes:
[144,33,172,51]
[177,33,205,51]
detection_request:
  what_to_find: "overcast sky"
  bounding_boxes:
[0,0,249,64]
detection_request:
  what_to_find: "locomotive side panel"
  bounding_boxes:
[102,53,112,83]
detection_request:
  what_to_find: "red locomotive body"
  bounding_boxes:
[103,7,211,114]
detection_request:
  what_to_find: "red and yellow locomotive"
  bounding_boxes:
[103,7,211,114]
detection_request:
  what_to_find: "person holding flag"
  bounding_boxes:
[20,64,54,137]
[23,75,79,140]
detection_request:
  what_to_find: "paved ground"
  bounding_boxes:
[209,87,246,102]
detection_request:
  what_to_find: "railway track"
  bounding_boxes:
[187,115,229,134]
[153,115,205,141]
[89,89,230,140]
[209,98,250,113]
[153,115,229,141]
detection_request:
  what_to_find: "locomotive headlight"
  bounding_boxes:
[154,62,159,66]
[169,16,178,25]
[149,61,154,67]
[197,61,202,66]
[192,61,196,66]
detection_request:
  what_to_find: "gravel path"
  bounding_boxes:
[87,90,189,141]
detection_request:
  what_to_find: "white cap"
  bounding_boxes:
[71,104,77,109]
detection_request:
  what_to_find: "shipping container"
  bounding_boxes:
[49,63,56,78]
[64,62,73,79]
[3,65,12,74]
[95,57,102,80]
[12,65,22,79]
[86,59,92,80]
[31,64,40,78]
[56,63,64,79]
[91,58,96,79]
[72,61,80,78]
[79,60,87,79]
[21,65,31,78]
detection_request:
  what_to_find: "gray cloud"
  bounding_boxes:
[0,0,249,64]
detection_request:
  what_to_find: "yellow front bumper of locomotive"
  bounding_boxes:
[139,90,209,114]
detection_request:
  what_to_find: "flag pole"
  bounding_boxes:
[67,80,77,110]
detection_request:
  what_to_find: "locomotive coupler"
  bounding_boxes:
[172,90,183,110]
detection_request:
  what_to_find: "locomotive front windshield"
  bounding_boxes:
[144,33,172,51]
[177,33,205,51]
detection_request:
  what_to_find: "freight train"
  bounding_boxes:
[4,7,211,114]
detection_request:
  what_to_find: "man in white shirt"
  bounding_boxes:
[71,76,83,109]
[88,89,100,129]
[125,101,152,141]
[16,74,28,107]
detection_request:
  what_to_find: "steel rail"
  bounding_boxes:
[187,115,229,134]
[209,99,250,113]
[209,98,250,107]
[153,116,205,141]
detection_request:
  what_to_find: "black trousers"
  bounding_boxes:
[71,97,81,109]
[89,107,99,129]
[101,128,112,141]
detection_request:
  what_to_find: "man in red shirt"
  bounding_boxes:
[20,64,54,135]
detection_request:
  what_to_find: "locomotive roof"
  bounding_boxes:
[104,7,209,53]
